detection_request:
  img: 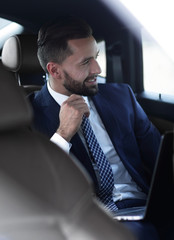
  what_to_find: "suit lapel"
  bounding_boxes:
[38,84,61,136]
[92,90,121,151]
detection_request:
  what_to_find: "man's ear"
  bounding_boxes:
[47,62,62,78]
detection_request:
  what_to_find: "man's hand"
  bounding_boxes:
[56,94,90,142]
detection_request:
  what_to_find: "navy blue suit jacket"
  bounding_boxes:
[29,83,161,194]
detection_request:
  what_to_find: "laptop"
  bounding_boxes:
[113,131,174,222]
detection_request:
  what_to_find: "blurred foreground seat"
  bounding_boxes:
[0,61,136,240]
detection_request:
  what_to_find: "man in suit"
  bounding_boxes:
[29,16,161,239]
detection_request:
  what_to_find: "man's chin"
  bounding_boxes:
[82,86,98,96]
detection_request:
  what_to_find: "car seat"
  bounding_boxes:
[0,60,135,240]
[1,34,45,95]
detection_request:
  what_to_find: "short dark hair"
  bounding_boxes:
[37,16,93,73]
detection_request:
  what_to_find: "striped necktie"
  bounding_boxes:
[81,116,118,212]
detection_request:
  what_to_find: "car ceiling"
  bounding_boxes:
[0,0,126,38]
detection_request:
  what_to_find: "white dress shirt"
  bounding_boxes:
[48,81,146,202]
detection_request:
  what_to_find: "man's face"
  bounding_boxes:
[60,36,101,96]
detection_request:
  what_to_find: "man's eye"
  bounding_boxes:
[82,59,90,65]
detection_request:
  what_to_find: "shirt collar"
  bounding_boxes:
[47,80,68,106]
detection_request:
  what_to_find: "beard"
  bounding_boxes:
[63,70,98,96]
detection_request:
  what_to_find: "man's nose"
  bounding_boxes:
[90,59,102,75]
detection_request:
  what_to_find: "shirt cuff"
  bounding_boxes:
[50,133,72,153]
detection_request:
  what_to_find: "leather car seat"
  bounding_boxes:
[1,34,45,94]
[0,60,135,240]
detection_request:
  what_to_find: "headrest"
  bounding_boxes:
[2,34,43,74]
[1,34,45,86]
[0,61,33,131]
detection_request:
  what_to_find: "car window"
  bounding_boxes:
[104,0,174,95]
[0,17,24,51]
[142,29,174,96]
[0,18,12,28]
[97,40,106,83]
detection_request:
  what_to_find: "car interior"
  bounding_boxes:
[0,61,135,240]
[0,0,174,239]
